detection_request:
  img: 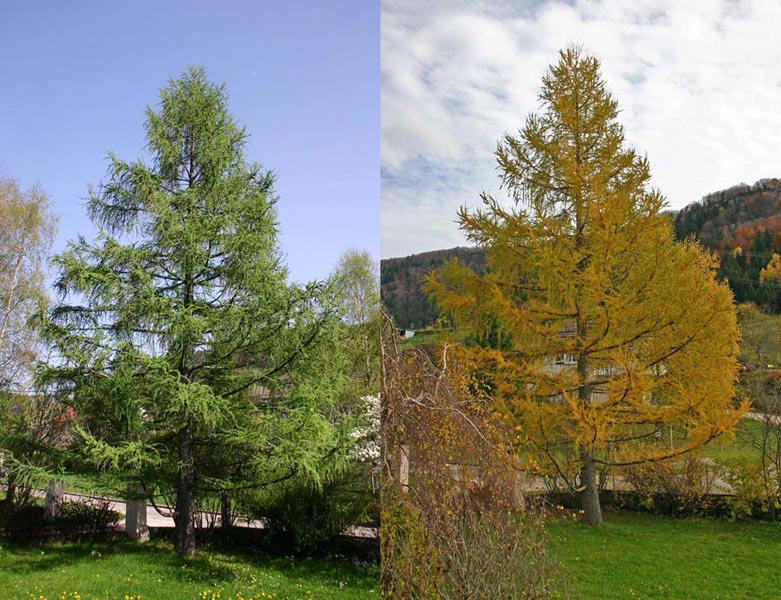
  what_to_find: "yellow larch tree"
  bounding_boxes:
[427,46,748,525]
[759,252,781,283]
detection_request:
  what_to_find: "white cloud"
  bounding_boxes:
[381,0,781,258]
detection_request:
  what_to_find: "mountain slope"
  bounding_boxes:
[672,178,781,309]
[382,178,781,328]
[380,247,484,330]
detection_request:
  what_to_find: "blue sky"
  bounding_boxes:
[382,0,781,258]
[1,0,378,284]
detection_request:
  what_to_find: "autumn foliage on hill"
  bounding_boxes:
[674,180,781,254]
[673,179,781,309]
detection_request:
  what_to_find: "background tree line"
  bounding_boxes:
[382,178,781,329]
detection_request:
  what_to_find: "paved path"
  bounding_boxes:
[63,491,217,529]
[745,411,781,425]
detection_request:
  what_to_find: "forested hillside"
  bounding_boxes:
[380,247,484,329]
[383,178,781,327]
[673,178,781,310]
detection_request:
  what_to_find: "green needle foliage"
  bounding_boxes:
[40,67,351,556]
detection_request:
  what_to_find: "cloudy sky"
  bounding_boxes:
[381,0,781,258]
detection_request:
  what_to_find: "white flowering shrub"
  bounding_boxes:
[349,395,380,465]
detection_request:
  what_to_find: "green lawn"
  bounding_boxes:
[548,510,781,599]
[0,539,378,600]
[702,417,765,464]
[648,417,766,467]
[398,327,451,350]
[59,473,124,498]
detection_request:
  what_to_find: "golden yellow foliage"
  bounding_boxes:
[427,46,747,525]
[759,252,781,283]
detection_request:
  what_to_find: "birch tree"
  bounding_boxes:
[0,177,55,389]
[333,249,380,398]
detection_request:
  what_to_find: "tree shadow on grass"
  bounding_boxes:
[201,545,379,587]
[0,539,261,587]
[0,539,167,575]
[0,537,379,589]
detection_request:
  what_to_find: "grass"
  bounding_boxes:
[702,417,766,464]
[398,327,451,350]
[548,510,781,599]
[642,417,766,468]
[0,539,378,600]
[59,473,123,498]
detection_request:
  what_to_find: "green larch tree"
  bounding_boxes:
[428,47,747,525]
[41,67,349,556]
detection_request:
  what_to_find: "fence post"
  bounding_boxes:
[44,480,64,521]
[126,482,149,542]
[400,445,410,493]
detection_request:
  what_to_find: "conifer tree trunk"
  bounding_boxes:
[577,324,602,525]
[175,425,196,557]
[4,474,16,507]
[176,233,196,557]
[579,449,602,526]
[220,489,232,530]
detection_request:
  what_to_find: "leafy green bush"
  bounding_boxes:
[0,498,120,542]
[0,503,47,541]
[248,467,377,554]
[723,459,781,519]
[58,497,121,537]
[620,458,721,517]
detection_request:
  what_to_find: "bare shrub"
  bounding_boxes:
[440,502,559,599]
[380,313,566,598]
